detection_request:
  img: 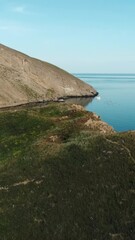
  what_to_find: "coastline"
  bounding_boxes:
[0,94,98,111]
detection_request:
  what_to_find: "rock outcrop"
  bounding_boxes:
[0,44,97,107]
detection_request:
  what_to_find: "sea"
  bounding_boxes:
[73,74,135,132]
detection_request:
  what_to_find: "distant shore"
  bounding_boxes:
[0,94,98,111]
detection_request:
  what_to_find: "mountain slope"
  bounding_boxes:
[0,44,97,107]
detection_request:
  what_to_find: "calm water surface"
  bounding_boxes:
[74,74,135,132]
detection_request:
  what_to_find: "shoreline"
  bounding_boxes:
[0,94,98,111]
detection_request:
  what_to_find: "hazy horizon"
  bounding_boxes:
[1,0,135,73]
[74,73,135,74]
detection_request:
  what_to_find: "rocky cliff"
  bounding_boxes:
[0,44,97,107]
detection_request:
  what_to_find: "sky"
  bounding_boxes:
[0,0,135,73]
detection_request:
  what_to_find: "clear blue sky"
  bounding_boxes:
[1,0,135,73]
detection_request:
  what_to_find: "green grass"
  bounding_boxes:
[0,103,135,240]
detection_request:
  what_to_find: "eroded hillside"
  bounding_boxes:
[0,44,97,107]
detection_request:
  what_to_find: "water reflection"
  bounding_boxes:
[74,73,135,131]
[65,97,94,107]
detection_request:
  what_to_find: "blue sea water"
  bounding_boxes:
[74,74,135,132]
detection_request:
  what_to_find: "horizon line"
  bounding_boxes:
[73,73,135,75]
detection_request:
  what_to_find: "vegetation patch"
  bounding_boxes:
[0,103,134,240]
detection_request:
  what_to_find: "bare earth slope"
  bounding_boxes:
[0,44,97,107]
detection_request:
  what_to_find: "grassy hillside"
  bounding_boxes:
[0,103,135,240]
